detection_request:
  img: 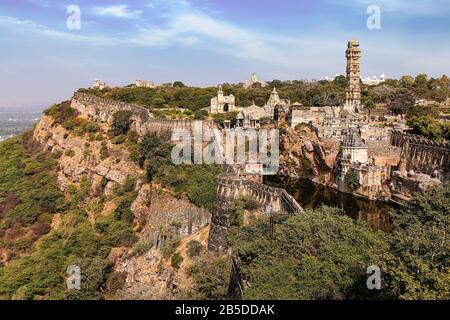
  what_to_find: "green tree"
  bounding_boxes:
[187,255,231,300]
[381,185,450,300]
[344,168,360,191]
[407,116,444,141]
[110,110,133,136]
[232,207,389,300]
[387,88,415,118]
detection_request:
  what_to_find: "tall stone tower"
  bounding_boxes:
[345,40,361,111]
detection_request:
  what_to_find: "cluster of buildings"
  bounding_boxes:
[210,40,368,133]
[93,79,160,90]
[208,40,398,200]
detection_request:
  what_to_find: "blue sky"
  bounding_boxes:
[0,0,449,109]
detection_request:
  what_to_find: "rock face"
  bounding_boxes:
[132,185,210,243]
[115,227,210,300]
[32,96,213,300]
[279,125,339,185]
[33,115,140,194]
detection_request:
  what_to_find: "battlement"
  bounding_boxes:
[208,173,303,252]
[390,130,450,180]
[71,92,215,138]
[391,130,450,150]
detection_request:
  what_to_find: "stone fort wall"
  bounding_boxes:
[70,92,304,253]
[391,130,450,180]
[71,92,215,138]
[208,173,304,252]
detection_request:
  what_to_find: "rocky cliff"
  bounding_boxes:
[279,125,339,185]
[29,98,211,299]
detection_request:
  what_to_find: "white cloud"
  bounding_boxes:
[92,5,143,19]
[0,16,119,45]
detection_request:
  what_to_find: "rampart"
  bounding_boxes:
[208,174,304,252]
[391,130,450,180]
[71,92,215,139]
[70,92,304,254]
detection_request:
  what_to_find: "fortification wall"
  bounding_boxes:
[71,92,215,139]
[391,131,450,180]
[208,174,303,252]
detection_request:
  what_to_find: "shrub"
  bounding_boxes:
[241,196,259,211]
[344,168,360,191]
[110,110,133,136]
[187,240,203,258]
[130,237,154,257]
[188,255,231,300]
[171,253,184,269]
[107,221,137,247]
[113,199,134,224]
[127,130,139,144]
[65,150,75,158]
[100,142,109,160]
[162,239,181,259]
[105,272,127,294]
[111,135,127,145]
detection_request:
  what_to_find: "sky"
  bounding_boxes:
[0,0,449,110]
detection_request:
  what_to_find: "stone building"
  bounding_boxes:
[243,73,268,89]
[263,88,290,119]
[340,127,368,165]
[344,40,362,112]
[236,102,270,129]
[287,103,326,128]
[93,79,107,90]
[337,127,390,200]
[210,86,237,114]
[135,80,158,88]
[361,74,386,86]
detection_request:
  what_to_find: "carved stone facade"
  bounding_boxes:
[337,128,389,200]
[210,86,237,114]
[391,131,450,188]
[263,88,290,119]
[288,103,326,128]
[236,102,270,129]
[344,40,361,111]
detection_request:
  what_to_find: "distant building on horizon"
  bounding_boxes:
[93,79,107,90]
[243,73,268,89]
[135,80,159,88]
[361,74,386,86]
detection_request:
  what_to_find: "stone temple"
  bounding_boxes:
[210,85,237,114]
